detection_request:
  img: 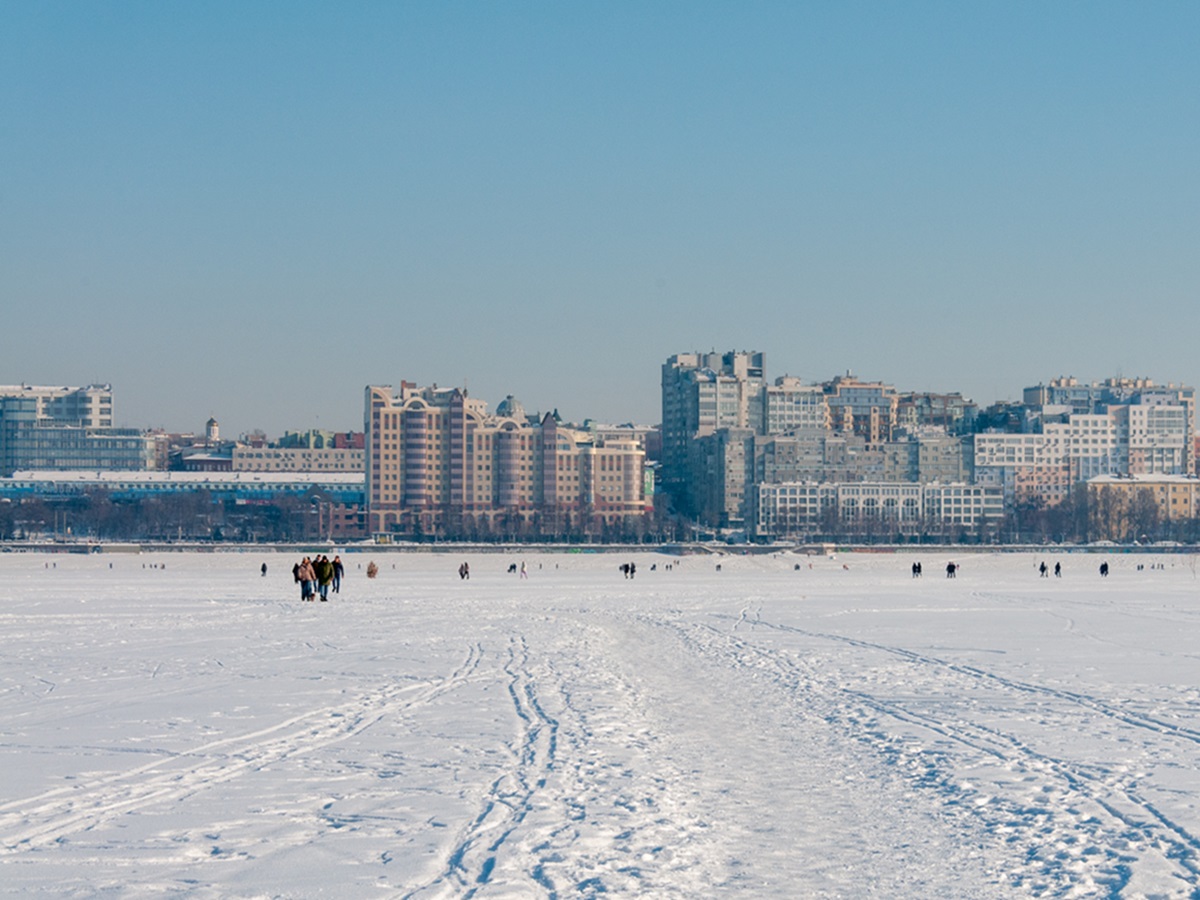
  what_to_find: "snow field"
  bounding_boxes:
[0,550,1197,897]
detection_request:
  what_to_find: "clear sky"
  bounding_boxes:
[3,2,1197,437]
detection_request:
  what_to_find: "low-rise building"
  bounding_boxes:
[0,470,368,540]
[1088,473,1200,534]
[752,481,1002,541]
[233,446,365,472]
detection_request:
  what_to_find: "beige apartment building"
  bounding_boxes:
[1088,474,1200,526]
[823,374,899,444]
[366,384,648,537]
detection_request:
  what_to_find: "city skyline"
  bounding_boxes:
[4,362,1196,442]
[4,4,1198,438]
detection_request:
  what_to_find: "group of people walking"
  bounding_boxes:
[911,561,957,577]
[914,558,1115,579]
[292,554,343,601]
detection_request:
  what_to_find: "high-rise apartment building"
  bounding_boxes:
[1023,376,1195,474]
[661,351,765,503]
[366,384,648,537]
[973,376,1196,508]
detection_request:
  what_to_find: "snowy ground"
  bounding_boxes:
[1,549,1198,898]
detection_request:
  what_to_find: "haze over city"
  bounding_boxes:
[4,4,1197,437]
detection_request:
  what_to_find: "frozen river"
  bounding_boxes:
[1,549,1198,897]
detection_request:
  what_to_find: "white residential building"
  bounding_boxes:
[752,481,1002,540]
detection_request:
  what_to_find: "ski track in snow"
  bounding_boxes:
[0,644,484,856]
[709,606,1200,896]
[404,636,559,899]
[1,551,1198,897]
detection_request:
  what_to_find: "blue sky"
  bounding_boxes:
[3,2,1197,436]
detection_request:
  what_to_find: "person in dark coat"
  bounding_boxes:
[314,555,334,601]
[332,555,344,593]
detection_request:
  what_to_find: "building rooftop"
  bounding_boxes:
[1088,473,1200,484]
[7,470,364,486]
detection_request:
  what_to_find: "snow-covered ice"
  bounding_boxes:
[1,549,1198,898]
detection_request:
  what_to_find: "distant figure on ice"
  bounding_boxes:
[946,562,957,579]
[520,561,528,579]
[1039,561,1048,577]
[261,563,268,577]
[620,563,630,578]
[507,563,518,574]
[911,561,922,578]
[1054,562,1061,578]
[1099,561,1110,577]
[458,561,470,580]
[366,561,378,579]
[332,556,344,593]
[629,562,636,579]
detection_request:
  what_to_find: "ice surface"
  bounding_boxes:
[1,549,1198,897]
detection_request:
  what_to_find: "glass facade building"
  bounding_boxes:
[0,387,153,476]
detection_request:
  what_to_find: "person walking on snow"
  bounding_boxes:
[332,556,344,593]
[314,555,334,601]
[298,557,317,601]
